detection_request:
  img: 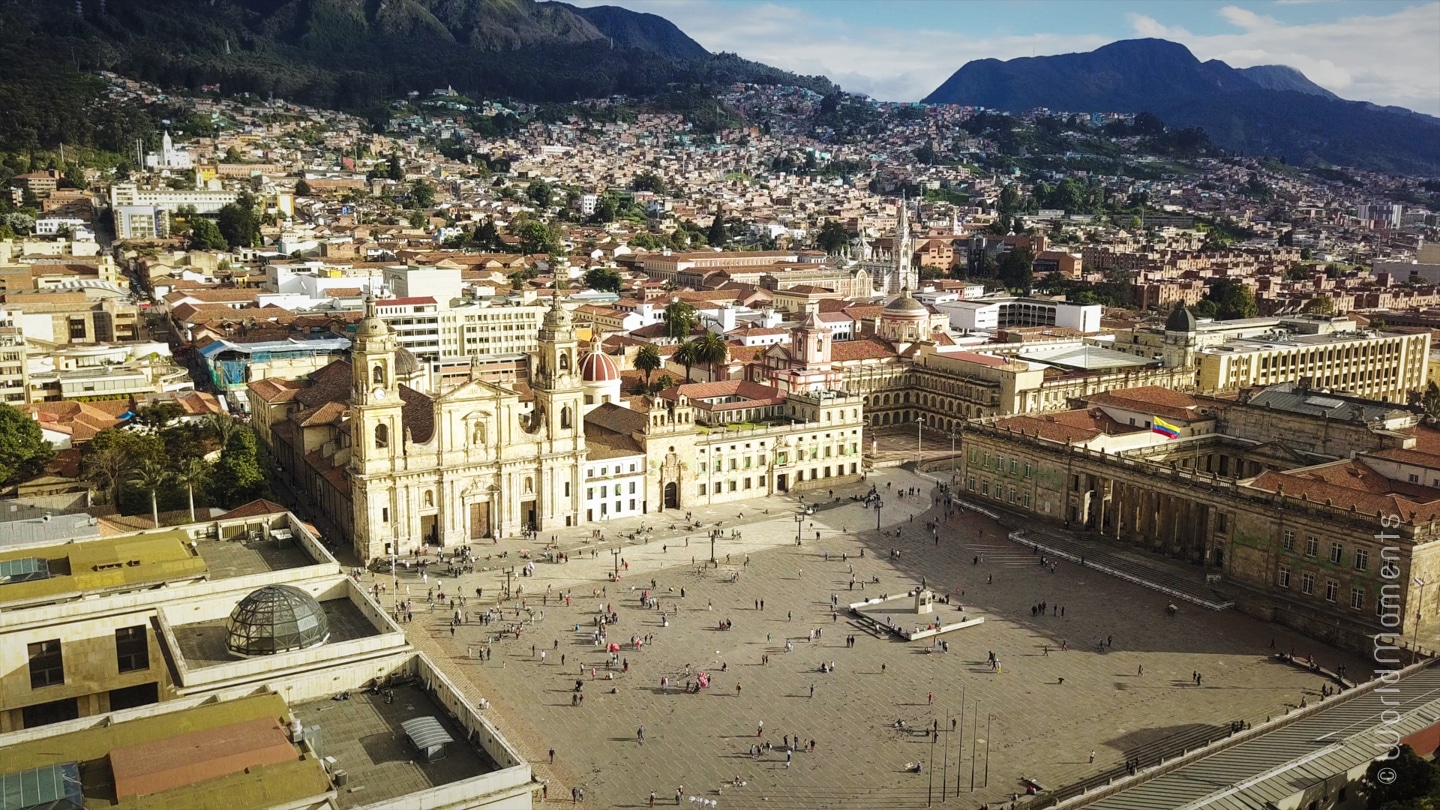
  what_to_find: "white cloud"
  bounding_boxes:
[1217,6,1279,29]
[565,0,1110,102]
[564,0,1440,116]
[1157,3,1440,114]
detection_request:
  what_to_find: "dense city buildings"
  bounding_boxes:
[1,29,1439,810]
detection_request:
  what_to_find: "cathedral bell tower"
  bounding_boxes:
[351,294,405,561]
[352,294,403,470]
[532,293,584,443]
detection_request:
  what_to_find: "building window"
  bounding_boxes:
[28,640,64,688]
[1216,513,1228,533]
[1351,587,1364,610]
[1301,572,1315,595]
[375,423,388,449]
[1282,530,1295,551]
[1325,580,1338,603]
[564,482,571,497]
[115,626,149,673]
[1278,566,1290,588]
[381,507,389,523]
[1304,536,1318,557]
[1354,549,1369,571]
[1329,543,1343,564]
[698,483,707,496]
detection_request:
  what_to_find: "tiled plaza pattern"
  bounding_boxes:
[347,469,1371,809]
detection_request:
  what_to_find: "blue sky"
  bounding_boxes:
[564,0,1440,115]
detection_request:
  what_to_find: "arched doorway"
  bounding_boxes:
[663,482,678,509]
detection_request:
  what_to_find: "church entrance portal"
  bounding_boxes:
[470,503,490,539]
[522,499,537,531]
[776,474,788,492]
[663,483,678,510]
[421,514,438,546]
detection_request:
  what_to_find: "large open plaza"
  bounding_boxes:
[338,466,1370,809]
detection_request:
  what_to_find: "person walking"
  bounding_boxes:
[1137,664,1144,676]
[809,684,815,699]
[928,692,934,705]
[1089,751,1096,763]
[637,726,646,744]
[550,748,555,764]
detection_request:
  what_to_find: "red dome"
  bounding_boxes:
[580,351,621,382]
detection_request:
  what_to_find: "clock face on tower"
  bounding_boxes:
[373,389,386,400]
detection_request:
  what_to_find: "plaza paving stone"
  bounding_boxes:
[378,468,1370,809]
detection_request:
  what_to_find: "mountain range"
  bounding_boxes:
[3,2,1437,177]
[0,0,832,153]
[922,39,1440,175]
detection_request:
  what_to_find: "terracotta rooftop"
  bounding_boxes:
[1087,387,1206,421]
[1248,459,1440,523]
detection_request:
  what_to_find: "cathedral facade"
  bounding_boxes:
[347,295,588,560]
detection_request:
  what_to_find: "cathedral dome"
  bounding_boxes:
[355,295,391,340]
[225,585,330,657]
[1165,302,1197,333]
[580,351,620,382]
[543,294,572,331]
[883,289,927,317]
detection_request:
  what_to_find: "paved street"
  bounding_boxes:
[351,468,1369,809]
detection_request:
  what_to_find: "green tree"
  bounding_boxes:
[211,428,267,508]
[1301,296,1335,316]
[998,184,1022,215]
[589,196,617,224]
[516,221,559,255]
[630,171,666,194]
[205,413,242,450]
[188,216,228,250]
[0,403,54,487]
[693,331,730,381]
[707,209,727,247]
[408,211,428,229]
[815,220,855,254]
[387,153,404,181]
[410,180,436,209]
[664,301,698,341]
[83,429,163,511]
[1364,745,1438,808]
[1203,279,1258,320]
[216,203,259,249]
[526,180,553,209]
[654,373,675,392]
[676,339,700,382]
[998,247,1035,291]
[135,402,186,430]
[129,459,170,528]
[172,456,209,523]
[584,267,622,294]
[634,344,662,386]
[294,178,312,196]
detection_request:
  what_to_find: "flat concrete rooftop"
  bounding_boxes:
[292,684,499,809]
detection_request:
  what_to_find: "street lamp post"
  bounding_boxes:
[710,528,722,565]
[794,506,814,546]
[611,548,621,578]
[917,416,924,466]
[950,430,958,476]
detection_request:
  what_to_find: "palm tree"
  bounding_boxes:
[172,457,208,523]
[693,332,730,382]
[634,345,662,387]
[676,340,700,383]
[206,413,240,450]
[130,460,171,528]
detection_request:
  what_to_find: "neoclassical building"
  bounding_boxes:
[253,294,865,561]
[346,294,590,559]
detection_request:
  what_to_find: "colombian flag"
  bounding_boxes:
[1153,417,1180,439]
